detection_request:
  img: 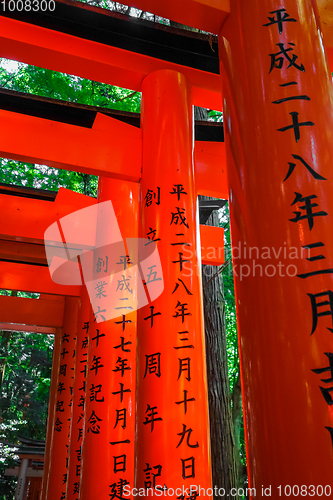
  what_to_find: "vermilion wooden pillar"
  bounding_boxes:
[66,286,91,500]
[44,297,79,500]
[40,328,62,500]
[136,70,212,496]
[80,178,138,499]
[219,0,333,495]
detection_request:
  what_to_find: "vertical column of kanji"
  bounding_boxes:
[40,329,62,500]
[219,0,333,495]
[136,70,212,498]
[80,177,138,500]
[45,297,79,500]
[66,286,90,500]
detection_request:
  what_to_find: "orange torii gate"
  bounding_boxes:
[1,0,333,499]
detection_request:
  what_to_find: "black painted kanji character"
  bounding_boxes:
[144,353,161,378]
[278,112,314,143]
[109,479,130,500]
[76,464,81,477]
[80,356,87,377]
[175,390,195,414]
[62,332,70,343]
[92,329,106,347]
[54,418,63,432]
[73,482,80,494]
[171,240,190,247]
[172,253,190,272]
[116,275,133,294]
[297,242,333,280]
[77,428,83,442]
[112,383,131,403]
[176,424,199,449]
[78,395,85,410]
[174,331,194,350]
[60,347,69,359]
[76,447,82,462]
[90,355,104,375]
[144,306,161,328]
[114,315,132,332]
[145,227,161,246]
[308,291,333,334]
[143,404,162,432]
[269,43,305,73]
[87,410,102,434]
[143,463,163,489]
[272,95,311,107]
[263,8,297,33]
[83,321,90,334]
[172,279,193,295]
[170,207,189,228]
[312,353,333,405]
[114,337,132,352]
[181,457,195,479]
[173,302,192,323]
[170,184,188,201]
[188,488,199,500]
[290,192,327,230]
[56,400,64,412]
[59,364,67,377]
[94,306,107,322]
[113,357,131,377]
[57,382,65,394]
[283,154,326,182]
[77,413,84,425]
[90,383,105,402]
[114,408,127,429]
[144,265,162,285]
[145,187,161,207]
[326,427,333,448]
[113,455,127,473]
[96,256,109,274]
[95,280,108,299]
[178,358,191,381]
[302,242,325,262]
[117,255,133,270]
[110,439,130,445]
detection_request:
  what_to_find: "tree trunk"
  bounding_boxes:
[200,198,239,499]
[0,291,18,393]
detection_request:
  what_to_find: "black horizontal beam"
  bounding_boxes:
[0,89,224,141]
[0,0,219,74]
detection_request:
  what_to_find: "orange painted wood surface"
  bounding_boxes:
[200,225,224,266]
[0,187,97,244]
[219,0,333,494]
[0,15,222,111]
[0,261,80,296]
[136,69,212,497]
[0,295,64,327]
[66,286,90,500]
[80,178,138,499]
[45,297,79,500]
[0,112,227,200]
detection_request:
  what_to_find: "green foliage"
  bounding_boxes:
[0,331,53,441]
[0,59,141,112]
[0,330,53,498]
